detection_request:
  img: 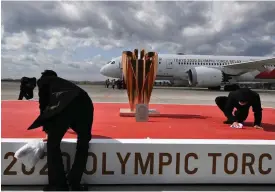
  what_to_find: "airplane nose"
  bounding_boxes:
[100,66,106,76]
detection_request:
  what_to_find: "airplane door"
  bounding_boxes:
[119,61,122,69]
[166,59,173,69]
[119,61,123,79]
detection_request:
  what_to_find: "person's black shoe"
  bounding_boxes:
[43,185,59,191]
[43,185,69,191]
[70,184,89,191]
[43,185,52,191]
[56,186,69,191]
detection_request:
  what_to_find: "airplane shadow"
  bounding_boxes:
[244,122,275,132]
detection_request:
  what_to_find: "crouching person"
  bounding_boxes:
[215,88,263,129]
[28,70,94,191]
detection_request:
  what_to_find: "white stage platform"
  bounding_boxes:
[1,138,275,185]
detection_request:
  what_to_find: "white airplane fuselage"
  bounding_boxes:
[100,54,275,88]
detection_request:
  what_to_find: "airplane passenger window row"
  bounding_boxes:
[177,62,275,67]
[178,62,229,66]
[176,59,244,64]
[147,60,274,67]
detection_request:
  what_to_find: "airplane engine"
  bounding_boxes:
[187,67,224,87]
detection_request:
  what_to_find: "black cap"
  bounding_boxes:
[41,70,58,77]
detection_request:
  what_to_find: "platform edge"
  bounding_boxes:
[1,138,275,145]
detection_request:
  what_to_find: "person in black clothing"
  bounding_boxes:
[18,77,36,100]
[111,79,115,89]
[105,79,110,88]
[215,88,263,129]
[27,70,93,191]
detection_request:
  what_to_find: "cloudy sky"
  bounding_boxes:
[1,1,275,81]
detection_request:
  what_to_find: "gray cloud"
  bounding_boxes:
[1,1,275,80]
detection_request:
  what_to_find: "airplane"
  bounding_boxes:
[100,53,275,91]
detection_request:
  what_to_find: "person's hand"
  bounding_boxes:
[254,125,263,129]
[43,134,48,142]
[232,122,239,127]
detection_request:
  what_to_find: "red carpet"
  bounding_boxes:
[1,101,275,140]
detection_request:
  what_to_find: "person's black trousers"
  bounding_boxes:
[44,92,94,190]
[215,96,249,123]
[18,88,33,100]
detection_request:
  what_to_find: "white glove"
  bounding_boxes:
[230,123,243,129]
[14,139,46,169]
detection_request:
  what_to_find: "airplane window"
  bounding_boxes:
[111,61,115,64]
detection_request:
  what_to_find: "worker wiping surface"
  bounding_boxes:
[215,88,263,129]
[28,70,94,191]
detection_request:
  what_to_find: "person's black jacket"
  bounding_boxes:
[224,88,262,126]
[20,77,36,90]
[27,76,86,130]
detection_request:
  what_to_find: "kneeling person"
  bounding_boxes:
[215,88,263,129]
[28,70,94,191]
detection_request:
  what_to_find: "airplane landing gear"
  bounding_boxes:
[116,79,126,89]
[224,84,240,91]
[208,86,221,91]
[263,83,272,90]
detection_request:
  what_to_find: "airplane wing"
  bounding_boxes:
[224,57,275,72]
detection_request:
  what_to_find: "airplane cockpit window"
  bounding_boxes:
[111,61,115,64]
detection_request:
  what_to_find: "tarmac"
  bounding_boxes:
[2,82,275,107]
[1,82,275,191]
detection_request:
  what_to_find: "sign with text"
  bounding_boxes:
[1,140,275,185]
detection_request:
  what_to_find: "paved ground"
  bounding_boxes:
[1,82,275,191]
[2,82,275,107]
